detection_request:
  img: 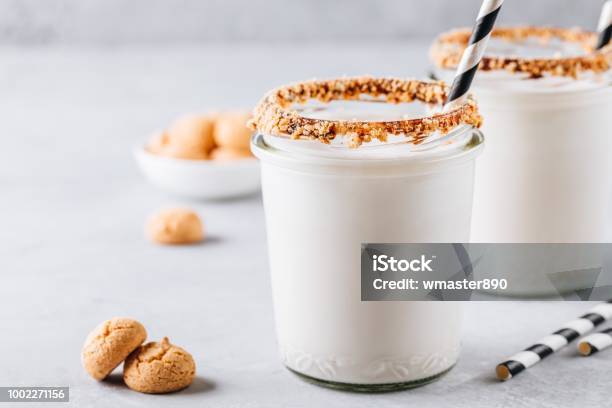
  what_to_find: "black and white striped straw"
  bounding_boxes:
[578,328,612,356]
[496,300,612,381]
[443,0,504,111]
[595,0,612,50]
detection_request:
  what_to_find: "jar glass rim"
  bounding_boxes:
[251,125,484,172]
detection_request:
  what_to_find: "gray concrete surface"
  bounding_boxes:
[0,0,605,45]
[0,42,610,407]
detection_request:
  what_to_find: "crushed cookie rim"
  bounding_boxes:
[247,76,483,148]
[430,26,612,79]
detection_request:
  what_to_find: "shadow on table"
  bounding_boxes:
[101,373,127,389]
[101,373,216,394]
[179,376,217,394]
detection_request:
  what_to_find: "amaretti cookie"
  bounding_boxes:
[213,111,252,150]
[81,318,147,380]
[148,114,215,160]
[210,147,252,161]
[146,208,204,245]
[123,337,196,394]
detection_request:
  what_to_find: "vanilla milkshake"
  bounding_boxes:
[431,27,612,296]
[250,77,483,390]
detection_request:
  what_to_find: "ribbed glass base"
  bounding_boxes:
[286,364,455,393]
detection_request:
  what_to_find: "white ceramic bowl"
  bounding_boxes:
[134,146,260,200]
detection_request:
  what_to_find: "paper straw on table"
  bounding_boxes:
[443,0,504,111]
[496,300,612,381]
[595,0,612,50]
[578,328,612,356]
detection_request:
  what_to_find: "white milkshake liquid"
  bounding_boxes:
[435,36,612,296]
[252,100,483,389]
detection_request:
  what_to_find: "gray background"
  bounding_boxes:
[0,0,606,45]
[1,1,611,407]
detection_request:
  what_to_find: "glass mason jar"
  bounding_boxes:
[431,27,612,296]
[250,77,484,391]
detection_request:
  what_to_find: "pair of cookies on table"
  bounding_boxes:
[81,318,196,394]
[148,111,253,161]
